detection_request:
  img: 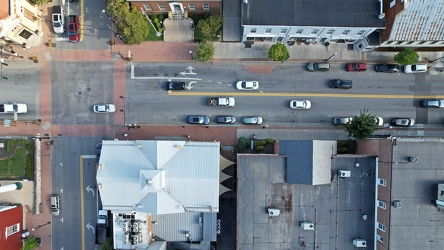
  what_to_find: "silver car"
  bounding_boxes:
[217,116,236,124]
[306,62,330,72]
[332,117,353,125]
[242,116,263,125]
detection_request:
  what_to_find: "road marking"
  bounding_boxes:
[130,64,201,80]
[82,155,95,158]
[168,91,444,99]
[80,155,85,250]
[80,0,84,41]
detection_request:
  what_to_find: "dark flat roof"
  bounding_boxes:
[242,0,386,27]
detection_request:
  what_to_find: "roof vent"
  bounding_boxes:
[268,208,280,216]
[393,200,402,208]
[98,164,104,170]
[137,145,143,148]
[175,145,183,148]
[300,222,314,230]
[98,183,103,190]
[339,170,351,178]
[353,239,367,247]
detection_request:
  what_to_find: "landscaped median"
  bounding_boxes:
[0,138,34,180]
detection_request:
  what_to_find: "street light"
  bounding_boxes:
[189,51,194,60]
[102,9,111,20]
[428,55,444,63]
[325,52,338,62]
[0,47,8,80]
[32,221,51,231]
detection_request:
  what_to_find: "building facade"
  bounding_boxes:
[0,0,43,49]
[129,0,221,17]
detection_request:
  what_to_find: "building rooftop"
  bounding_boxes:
[241,0,386,27]
[237,153,376,249]
[390,138,444,250]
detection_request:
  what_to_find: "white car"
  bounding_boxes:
[236,81,259,90]
[290,100,311,109]
[404,64,427,73]
[375,117,384,126]
[93,104,116,113]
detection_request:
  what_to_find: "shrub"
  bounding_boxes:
[394,48,419,64]
[266,138,274,144]
[237,137,247,151]
[194,41,215,61]
[6,140,14,152]
[268,42,290,62]
[259,140,267,146]
[254,146,264,151]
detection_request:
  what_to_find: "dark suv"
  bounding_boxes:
[165,81,186,90]
[329,79,352,89]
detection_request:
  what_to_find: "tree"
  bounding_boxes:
[106,0,149,44]
[394,48,419,64]
[31,0,48,4]
[196,15,223,39]
[268,43,290,62]
[22,237,38,250]
[345,109,379,140]
[100,237,114,250]
[194,41,215,61]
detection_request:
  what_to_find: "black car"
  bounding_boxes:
[375,64,400,73]
[165,81,186,90]
[421,99,444,108]
[329,79,352,89]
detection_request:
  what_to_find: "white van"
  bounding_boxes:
[51,195,60,216]
[404,64,427,73]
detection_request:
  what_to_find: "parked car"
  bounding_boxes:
[375,64,400,73]
[332,117,353,125]
[165,81,186,90]
[52,5,64,34]
[289,100,311,109]
[375,117,384,126]
[306,62,330,72]
[421,99,444,108]
[242,116,263,125]
[51,195,60,216]
[346,62,367,72]
[404,64,427,73]
[391,118,415,127]
[93,104,116,113]
[187,115,210,125]
[68,15,80,43]
[236,81,259,90]
[330,79,352,89]
[217,116,236,124]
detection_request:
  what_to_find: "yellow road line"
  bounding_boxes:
[80,0,84,41]
[80,155,85,250]
[168,91,444,99]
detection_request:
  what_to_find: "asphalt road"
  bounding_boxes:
[126,62,444,126]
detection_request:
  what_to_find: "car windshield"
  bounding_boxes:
[411,65,417,70]
[241,82,247,88]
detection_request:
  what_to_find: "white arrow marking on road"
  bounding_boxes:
[86,185,95,196]
[60,163,63,167]
[186,81,195,90]
[86,223,95,234]
[60,189,63,193]
[60,217,64,223]
[186,66,195,71]
[180,71,197,76]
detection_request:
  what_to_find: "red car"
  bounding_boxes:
[68,15,80,43]
[346,62,367,72]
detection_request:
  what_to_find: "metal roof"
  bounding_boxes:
[97,140,220,215]
[391,0,444,40]
[242,0,386,27]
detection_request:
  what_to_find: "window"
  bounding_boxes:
[188,4,196,11]
[6,223,20,237]
[430,41,439,44]
[378,223,386,232]
[385,41,393,44]
[203,3,210,11]
[19,29,32,39]
[280,28,288,34]
[158,4,166,10]
[296,29,303,34]
[378,200,386,209]
[265,28,272,34]
[376,234,384,243]
[419,41,426,44]
[407,41,415,44]
[341,30,351,35]
[396,41,404,45]
[378,178,387,186]
[356,30,366,36]
[250,28,256,34]
[327,29,334,35]
[143,4,152,11]
[311,29,319,34]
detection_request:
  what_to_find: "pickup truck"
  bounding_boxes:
[96,210,108,244]
[52,5,64,34]
[68,15,80,42]
[0,103,27,113]
[208,97,235,107]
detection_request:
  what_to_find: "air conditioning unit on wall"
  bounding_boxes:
[353,239,367,247]
[339,170,351,178]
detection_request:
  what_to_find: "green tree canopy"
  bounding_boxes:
[100,237,114,250]
[394,48,419,64]
[196,15,223,39]
[345,109,379,140]
[22,237,38,250]
[107,0,149,44]
[194,41,215,61]
[268,43,290,62]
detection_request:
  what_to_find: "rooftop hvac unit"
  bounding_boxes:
[353,239,367,247]
[268,208,280,216]
[300,222,315,230]
[339,170,351,178]
[123,234,129,242]
[393,200,402,208]
[133,235,138,242]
